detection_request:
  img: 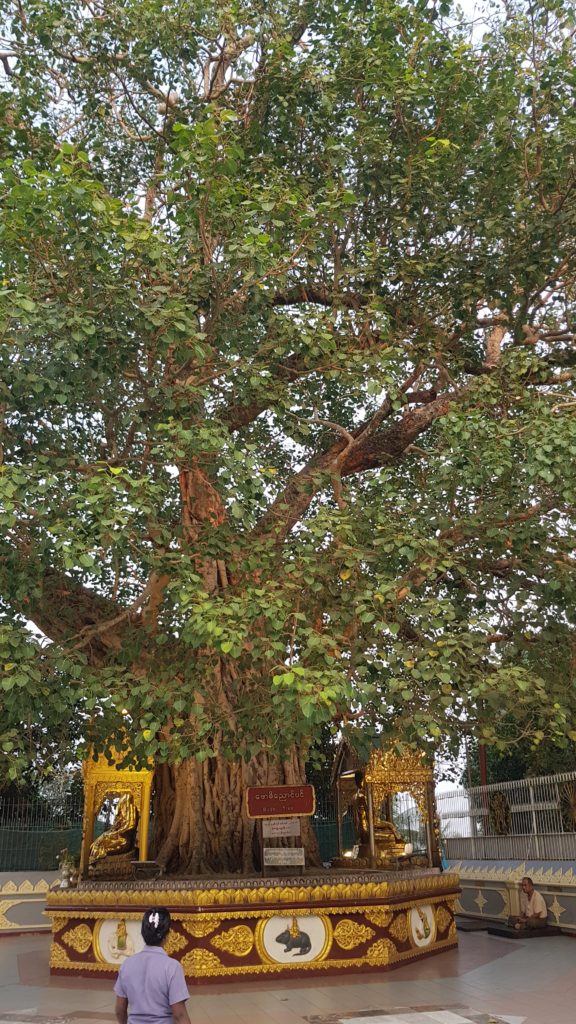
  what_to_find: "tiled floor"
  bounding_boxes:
[1,931,575,1024]
[307,1013,523,1023]
[313,1011,520,1019]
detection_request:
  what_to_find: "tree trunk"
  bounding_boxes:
[150,464,322,874]
[152,744,322,874]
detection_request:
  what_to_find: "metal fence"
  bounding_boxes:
[0,791,85,871]
[437,771,576,861]
[0,787,343,873]
[11,774,560,871]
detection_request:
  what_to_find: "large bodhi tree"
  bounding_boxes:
[2,0,576,873]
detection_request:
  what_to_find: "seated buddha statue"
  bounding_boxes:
[351,772,406,861]
[89,792,138,870]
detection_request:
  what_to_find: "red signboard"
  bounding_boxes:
[245,784,315,819]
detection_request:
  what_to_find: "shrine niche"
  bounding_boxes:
[79,750,153,880]
[332,740,441,870]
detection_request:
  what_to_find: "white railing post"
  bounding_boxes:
[529,782,541,859]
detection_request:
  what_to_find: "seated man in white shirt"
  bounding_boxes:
[511,876,548,930]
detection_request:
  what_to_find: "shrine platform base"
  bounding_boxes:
[46,869,459,983]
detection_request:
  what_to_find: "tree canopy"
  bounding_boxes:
[462,625,576,785]
[1,0,576,867]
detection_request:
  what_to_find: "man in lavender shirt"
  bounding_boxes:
[114,908,191,1024]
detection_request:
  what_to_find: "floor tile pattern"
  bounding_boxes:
[0,1014,524,1024]
[306,1010,525,1024]
[0,1015,115,1024]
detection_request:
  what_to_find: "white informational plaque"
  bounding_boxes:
[263,847,305,866]
[262,817,301,838]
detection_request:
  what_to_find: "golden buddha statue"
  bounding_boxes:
[351,771,406,860]
[89,792,138,870]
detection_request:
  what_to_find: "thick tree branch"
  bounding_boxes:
[255,390,457,542]
[272,284,368,310]
[24,570,127,661]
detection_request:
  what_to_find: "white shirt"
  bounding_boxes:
[520,889,547,919]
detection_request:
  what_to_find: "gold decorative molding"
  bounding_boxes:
[164,930,188,955]
[46,873,459,911]
[387,873,459,897]
[182,918,218,938]
[364,749,433,823]
[45,874,461,981]
[48,910,142,924]
[435,905,452,935]
[364,908,392,928]
[0,897,46,930]
[390,932,456,964]
[0,899,20,930]
[47,931,458,979]
[333,919,375,950]
[365,937,396,965]
[0,877,53,897]
[185,936,457,977]
[365,748,433,785]
[181,948,222,973]
[62,923,93,954]
[50,941,73,969]
[389,912,409,943]
[45,901,452,928]
[211,924,254,957]
[50,945,120,973]
[386,891,456,912]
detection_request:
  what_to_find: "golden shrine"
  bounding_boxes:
[333,744,441,870]
[79,749,153,880]
[46,744,459,984]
